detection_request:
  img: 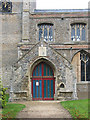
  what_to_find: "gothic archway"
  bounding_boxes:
[31,62,55,100]
[71,50,90,82]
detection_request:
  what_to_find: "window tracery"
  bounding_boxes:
[71,23,86,41]
[38,23,53,42]
[80,52,90,81]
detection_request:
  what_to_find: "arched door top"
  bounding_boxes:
[32,62,54,77]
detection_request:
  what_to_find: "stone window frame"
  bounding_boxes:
[80,51,90,82]
[70,22,87,42]
[72,50,90,83]
[37,23,55,42]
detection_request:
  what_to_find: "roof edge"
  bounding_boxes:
[34,9,89,13]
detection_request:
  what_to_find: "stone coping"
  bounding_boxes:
[58,90,73,93]
[10,91,27,93]
[34,9,89,13]
[77,82,90,84]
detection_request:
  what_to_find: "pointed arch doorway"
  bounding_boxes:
[32,62,55,100]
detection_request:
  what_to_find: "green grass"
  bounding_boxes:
[61,99,90,119]
[1,103,26,119]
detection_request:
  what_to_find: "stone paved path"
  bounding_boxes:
[16,101,72,118]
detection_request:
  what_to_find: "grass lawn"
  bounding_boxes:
[61,99,90,119]
[1,103,26,119]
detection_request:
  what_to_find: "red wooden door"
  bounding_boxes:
[32,62,55,100]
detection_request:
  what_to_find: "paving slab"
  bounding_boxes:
[16,101,72,119]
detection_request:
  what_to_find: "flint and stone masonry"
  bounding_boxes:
[0,0,90,101]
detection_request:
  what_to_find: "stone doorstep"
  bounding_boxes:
[10,91,27,93]
[57,96,72,101]
[58,90,73,93]
[12,97,73,101]
[13,97,28,101]
[57,97,65,101]
[14,91,27,94]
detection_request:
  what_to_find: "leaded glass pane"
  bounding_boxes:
[76,24,80,41]
[39,25,42,41]
[80,53,82,60]
[71,25,75,41]
[80,53,89,62]
[71,23,86,41]
[49,25,53,41]
[82,25,85,41]
[86,55,89,61]
[44,25,48,41]
[83,54,85,61]
[86,60,90,81]
[81,60,85,81]
[38,23,53,41]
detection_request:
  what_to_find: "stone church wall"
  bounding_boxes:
[10,42,77,101]
[0,1,89,100]
[29,16,88,44]
[1,2,22,87]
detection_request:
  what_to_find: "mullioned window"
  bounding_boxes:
[38,23,53,42]
[80,52,90,81]
[71,23,86,41]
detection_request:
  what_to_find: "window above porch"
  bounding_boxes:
[71,23,86,42]
[38,23,54,42]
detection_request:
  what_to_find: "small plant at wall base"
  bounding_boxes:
[0,80,8,108]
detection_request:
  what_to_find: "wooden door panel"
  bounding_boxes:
[44,80,54,99]
[32,62,55,100]
[32,80,42,100]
